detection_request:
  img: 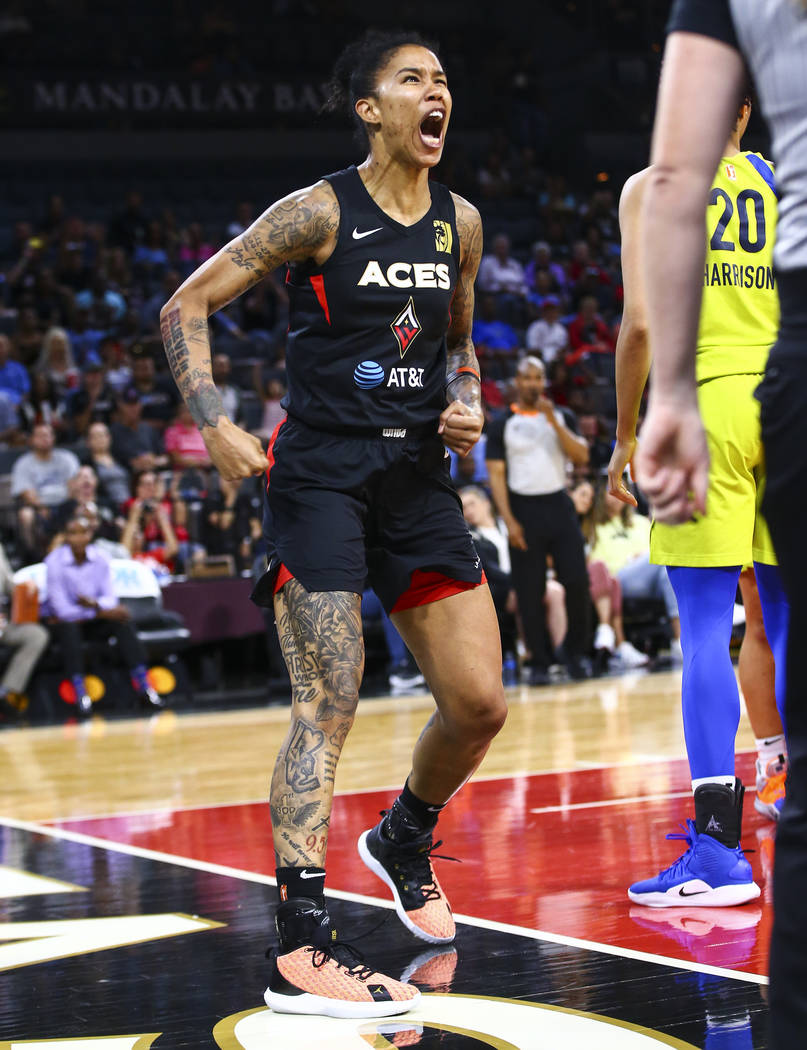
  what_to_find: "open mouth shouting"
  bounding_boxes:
[419,108,446,150]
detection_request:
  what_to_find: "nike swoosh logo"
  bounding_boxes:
[352,226,383,239]
[678,886,708,897]
[763,738,783,746]
[299,870,325,879]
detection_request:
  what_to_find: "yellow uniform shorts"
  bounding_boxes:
[650,372,776,567]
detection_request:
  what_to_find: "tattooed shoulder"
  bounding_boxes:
[224,180,341,274]
[451,193,483,276]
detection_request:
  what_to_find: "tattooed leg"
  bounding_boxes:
[269,579,364,868]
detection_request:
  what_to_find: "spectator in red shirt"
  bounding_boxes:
[121,493,179,577]
[566,239,603,287]
[163,402,212,472]
[123,470,189,558]
[566,295,614,367]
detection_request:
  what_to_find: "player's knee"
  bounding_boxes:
[323,664,362,716]
[448,683,508,743]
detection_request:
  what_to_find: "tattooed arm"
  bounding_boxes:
[159,181,340,479]
[439,194,484,456]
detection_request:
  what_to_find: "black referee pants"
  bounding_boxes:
[756,275,807,1050]
[52,618,147,679]
[507,489,590,670]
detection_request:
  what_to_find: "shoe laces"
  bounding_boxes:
[395,837,459,902]
[663,818,753,865]
[377,810,459,901]
[306,940,375,981]
[659,820,698,879]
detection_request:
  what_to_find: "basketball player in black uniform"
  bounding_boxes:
[160,30,506,1018]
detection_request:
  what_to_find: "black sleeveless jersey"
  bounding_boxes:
[282,165,461,434]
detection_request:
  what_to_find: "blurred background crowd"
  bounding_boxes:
[0,0,756,715]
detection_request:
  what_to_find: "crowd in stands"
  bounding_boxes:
[0,123,686,715]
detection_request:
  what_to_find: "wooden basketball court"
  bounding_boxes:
[0,668,772,1048]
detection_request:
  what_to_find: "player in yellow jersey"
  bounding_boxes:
[608,93,789,906]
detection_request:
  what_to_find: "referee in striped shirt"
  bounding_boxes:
[632,2,807,1046]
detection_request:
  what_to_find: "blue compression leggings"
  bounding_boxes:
[668,566,740,780]
[668,565,790,780]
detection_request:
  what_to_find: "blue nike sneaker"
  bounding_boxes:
[628,819,760,908]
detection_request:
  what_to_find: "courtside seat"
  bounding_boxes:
[620,595,670,657]
[13,558,192,715]
[102,559,191,658]
[14,558,189,652]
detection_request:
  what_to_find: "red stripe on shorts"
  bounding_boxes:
[273,563,295,595]
[390,569,487,614]
[264,416,287,492]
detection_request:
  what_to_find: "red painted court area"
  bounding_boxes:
[52,751,774,978]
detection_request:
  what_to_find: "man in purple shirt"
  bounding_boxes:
[44,516,163,715]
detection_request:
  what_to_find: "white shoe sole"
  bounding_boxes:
[627,881,761,908]
[357,830,455,945]
[754,796,782,821]
[399,945,458,983]
[264,986,420,1018]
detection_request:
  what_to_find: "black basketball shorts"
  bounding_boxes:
[251,417,483,614]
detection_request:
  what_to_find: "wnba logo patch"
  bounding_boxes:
[434,220,453,253]
[353,361,385,389]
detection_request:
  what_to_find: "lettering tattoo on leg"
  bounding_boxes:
[270,792,322,829]
[270,582,363,867]
[282,581,364,723]
[279,829,315,865]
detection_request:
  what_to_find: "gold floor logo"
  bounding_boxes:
[213,994,699,1050]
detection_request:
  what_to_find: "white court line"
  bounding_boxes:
[0,815,767,987]
[42,751,758,827]
[529,790,694,815]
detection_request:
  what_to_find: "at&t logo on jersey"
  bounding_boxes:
[388,367,424,388]
[352,360,426,390]
[353,361,385,389]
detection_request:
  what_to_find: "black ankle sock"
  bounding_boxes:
[275,866,326,906]
[384,781,445,842]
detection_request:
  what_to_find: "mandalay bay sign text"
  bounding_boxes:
[6,76,330,126]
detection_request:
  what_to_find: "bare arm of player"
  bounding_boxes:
[607,168,651,506]
[485,458,527,551]
[635,32,745,523]
[159,181,340,480]
[539,398,589,465]
[440,194,484,456]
